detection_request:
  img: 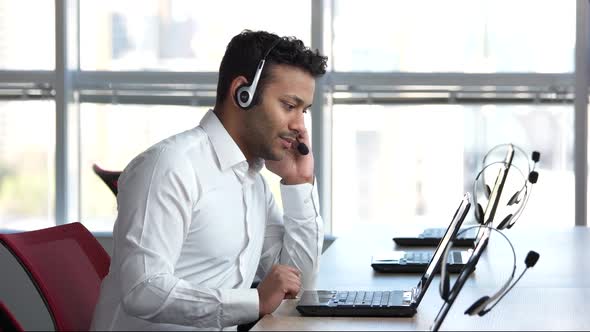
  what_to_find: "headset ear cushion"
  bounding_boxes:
[497,214,513,230]
[475,203,485,224]
[464,296,490,316]
[439,274,449,301]
[506,220,515,229]
[484,184,491,199]
[507,191,520,206]
[235,84,252,109]
[439,263,450,300]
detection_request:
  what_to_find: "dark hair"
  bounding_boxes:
[215,30,328,107]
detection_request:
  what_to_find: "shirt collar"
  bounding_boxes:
[200,109,265,175]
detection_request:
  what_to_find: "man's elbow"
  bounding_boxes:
[121,278,170,320]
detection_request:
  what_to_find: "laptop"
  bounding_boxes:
[393,144,515,247]
[296,193,471,317]
[393,227,478,247]
[370,248,472,273]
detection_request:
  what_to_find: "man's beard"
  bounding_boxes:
[244,127,283,161]
[256,136,283,161]
[244,111,285,161]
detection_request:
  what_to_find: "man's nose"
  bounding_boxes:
[289,113,306,133]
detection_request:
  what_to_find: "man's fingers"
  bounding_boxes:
[287,275,301,288]
[283,265,301,276]
[282,277,301,293]
[283,284,301,299]
[272,265,302,294]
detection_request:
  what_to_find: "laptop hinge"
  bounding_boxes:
[409,287,420,304]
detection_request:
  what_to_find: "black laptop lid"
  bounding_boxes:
[482,144,514,226]
[412,193,471,305]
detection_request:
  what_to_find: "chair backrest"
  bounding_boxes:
[92,163,122,196]
[0,301,24,332]
[0,222,111,331]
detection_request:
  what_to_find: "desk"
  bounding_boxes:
[252,225,590,331]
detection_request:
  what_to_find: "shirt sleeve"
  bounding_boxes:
[256,177,324,289]
[112,147,259,328]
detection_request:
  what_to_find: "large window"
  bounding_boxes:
[80,0,311,71]
[0,0,586,233]
[331,104,573,235]
[0,0,55,70]
[332,0,575,72]
[0,101,55,230]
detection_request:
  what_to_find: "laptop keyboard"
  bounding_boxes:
[330,290,406,307]
[422,227,475,239]
[421,228,447,238]
[402,250,462,264]
[403,251,432,263]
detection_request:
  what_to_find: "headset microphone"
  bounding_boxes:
[525,250,540,267]
[528,171,539,184]
[296,141,309,155]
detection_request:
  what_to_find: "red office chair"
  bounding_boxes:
[0,301,24,332]
[0,222,111,331]
[92,163,121,196]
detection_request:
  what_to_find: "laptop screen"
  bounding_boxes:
[482,144,514,226]
[471,143,515,245]
[412,193,471,305]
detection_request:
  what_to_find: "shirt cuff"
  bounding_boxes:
[220,288,260,326]
[280,177,321,220]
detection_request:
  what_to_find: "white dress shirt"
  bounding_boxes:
[90,110,323,331]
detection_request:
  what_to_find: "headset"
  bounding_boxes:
[235,38,282,110]
[430,144,541,331]
[439,225,540,317]
[473,144,540,230]
[482,144,536,181]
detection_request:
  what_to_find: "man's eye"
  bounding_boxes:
[282,101,296,110]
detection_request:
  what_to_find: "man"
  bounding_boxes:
[90,30,328,331]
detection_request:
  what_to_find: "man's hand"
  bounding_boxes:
[266,129,314,185]
[257,265,302,316]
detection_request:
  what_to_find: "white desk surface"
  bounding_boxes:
[252,224,590,331]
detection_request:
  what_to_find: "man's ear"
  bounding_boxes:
[230,76,249,109]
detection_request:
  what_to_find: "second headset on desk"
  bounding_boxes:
[473,144,540,230]
[439,225,540,317]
